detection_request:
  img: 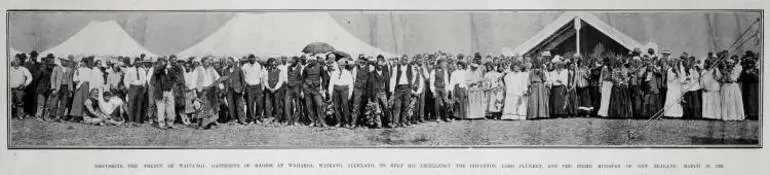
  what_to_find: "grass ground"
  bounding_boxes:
[9,117,760,147]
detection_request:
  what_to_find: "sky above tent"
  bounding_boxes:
[9,11,762,58]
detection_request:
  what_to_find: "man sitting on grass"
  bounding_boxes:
[83,89,125,126]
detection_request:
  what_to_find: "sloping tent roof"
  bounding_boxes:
[179,12,395,58]
[512,12,644,57]
[9,47,23,55]
[44,20,157,57]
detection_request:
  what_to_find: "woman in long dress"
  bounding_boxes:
[681,58,702,119]
[465,63,486,119]
[502,62,528,120]
[720,59,745,121]
[69,58,93,120]
[549,61,569,118]
[527,62,549,119]
[597,59,613,118]
[700,58,722,120]
[738,58,759,120]
[608,62,633,118]
[484,63,505,119]
[663,60,685,118]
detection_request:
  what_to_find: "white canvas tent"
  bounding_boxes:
[44,20,157,57]
[512,12,643,57]
[9,47,23,55]
[179,12,395,58]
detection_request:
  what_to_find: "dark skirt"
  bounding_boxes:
[577,87,592,108]
[682,90,703,119]
[590,86,601,116]
[609,85,633,118]
[527,83,549,119]
[549,85,569,116]
[641,92,663,119]
[742,83,759,120]
[630,85,645,118]
[69,83,90,117]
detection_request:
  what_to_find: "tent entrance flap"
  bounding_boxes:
[523,19,633,58]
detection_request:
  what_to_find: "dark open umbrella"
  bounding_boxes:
[330,50,351,61]
[302,42,335,54]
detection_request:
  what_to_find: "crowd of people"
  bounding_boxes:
[9,47,760,130]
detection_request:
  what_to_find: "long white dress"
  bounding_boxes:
[700,68,722,120]
[502,71,528,120]
[663,68,684,117]
[597,67,612,117]
[721,65,745,121]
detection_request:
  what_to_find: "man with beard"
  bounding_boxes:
[389,55,414,127]
[302,56,328,127]
[264,57,286,124]
[284,56,304,126]
[11,54,33,119]
[242,54,265,124]
[222,57,246,124]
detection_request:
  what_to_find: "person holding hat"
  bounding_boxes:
[429,56,452,122]
[242,54,266,124]
[327,58,354,128]
[122,57,148,125]
[10,54,33,119]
